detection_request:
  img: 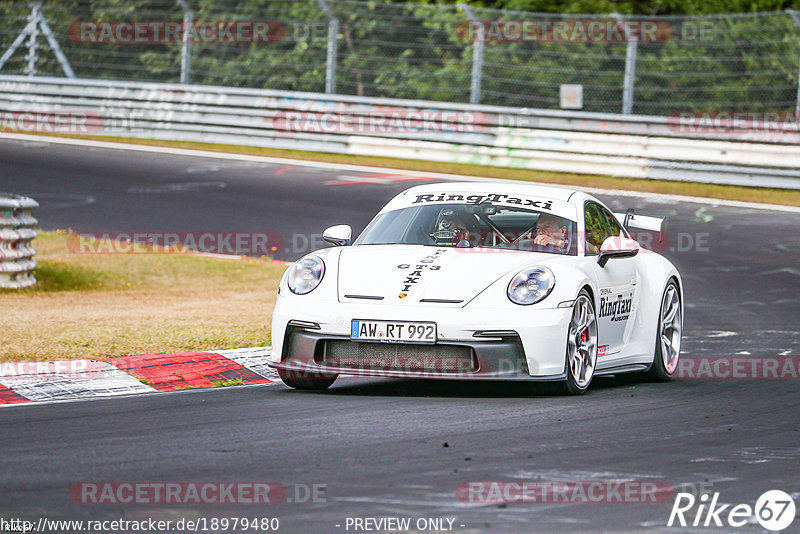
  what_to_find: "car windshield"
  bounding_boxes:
[354,203,577,255]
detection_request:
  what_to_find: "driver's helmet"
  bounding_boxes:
[432,207,474,246]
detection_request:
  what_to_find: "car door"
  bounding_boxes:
[584,202,639,357]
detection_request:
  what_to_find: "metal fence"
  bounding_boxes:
[1,1,799,117]
[0,192,38,289]
[2,75,799,189]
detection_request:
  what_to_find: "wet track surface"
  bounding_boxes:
[1,137,799,532]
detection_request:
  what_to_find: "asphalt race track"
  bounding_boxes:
[1,137,800,532]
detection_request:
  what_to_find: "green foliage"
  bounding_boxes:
[491,1,799,16]
[0,0,797,114]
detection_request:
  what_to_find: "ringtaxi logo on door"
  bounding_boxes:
[668,490,796,531]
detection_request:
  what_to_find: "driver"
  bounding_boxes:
[533,213,568,251]
[433,208,474,246]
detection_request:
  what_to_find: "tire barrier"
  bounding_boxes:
[0,192,38,289]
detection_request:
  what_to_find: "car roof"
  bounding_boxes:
[400,181,578,202]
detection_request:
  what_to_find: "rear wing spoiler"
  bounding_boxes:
[613,209,665,240]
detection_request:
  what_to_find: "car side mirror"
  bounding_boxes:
[597,233,639,267]
[323,224,352,247]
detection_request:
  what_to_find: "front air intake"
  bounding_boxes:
[318,340,477,374]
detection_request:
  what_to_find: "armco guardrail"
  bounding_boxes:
[0,75,799,189]
[0,193,38,289]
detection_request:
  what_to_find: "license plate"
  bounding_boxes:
[350,320,437,344]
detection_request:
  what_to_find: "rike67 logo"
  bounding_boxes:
[669,490,796,531]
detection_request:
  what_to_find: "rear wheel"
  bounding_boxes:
[277,368,337,390]
[561,290,598,395]
[645,280,682,381]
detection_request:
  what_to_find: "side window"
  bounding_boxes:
[584,202,612,256]
[601,207,624,238]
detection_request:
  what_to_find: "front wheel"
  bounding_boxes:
[277,368,337,390]
[644,280,682,381]
[561,290,598,395]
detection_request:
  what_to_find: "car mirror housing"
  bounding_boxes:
[597,233,640,267]
[323,224,352,247]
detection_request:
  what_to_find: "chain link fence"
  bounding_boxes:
[1,0,799,116]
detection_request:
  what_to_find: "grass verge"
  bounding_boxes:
[19,132,800,208]
[0,231,286,362]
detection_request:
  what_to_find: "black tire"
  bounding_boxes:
[560,289,598,395]
[277,368,337,390]
[644,280,682,382]
[618,280,682,384]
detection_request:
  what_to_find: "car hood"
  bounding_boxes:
[337,245,562,306]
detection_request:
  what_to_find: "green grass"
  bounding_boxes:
[30,260,112,292]
[213,379,244,387]
[0,231,285,361]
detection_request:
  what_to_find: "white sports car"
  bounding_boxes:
[268,182,683,394]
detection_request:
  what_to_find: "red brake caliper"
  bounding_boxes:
[581,330,587,343]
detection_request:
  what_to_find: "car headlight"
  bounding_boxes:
[287,255,325,295]
[507,266,555,305]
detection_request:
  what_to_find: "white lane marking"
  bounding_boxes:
[324,174,432,186]
[757,267,800,277]
[126,181,227,194]
[194,252,245,260]
[692,447,800,465]
[706,331,738,338]
[32,193,96,210]
[186,165,220,173]
[509,469,664,479]
[3,133,800,214]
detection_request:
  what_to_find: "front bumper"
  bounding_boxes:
[268,328,570,381]
[269,297,572,379]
